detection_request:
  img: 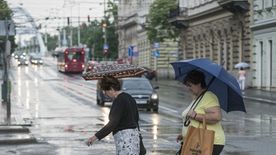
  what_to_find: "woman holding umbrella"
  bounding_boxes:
[238,67,246,91]
[176,70,225,155]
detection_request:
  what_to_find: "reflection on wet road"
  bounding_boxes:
[5,57,276,155]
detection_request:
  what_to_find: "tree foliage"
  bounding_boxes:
[146,0,179,43]
[44,34,58,51]
[0,0,12,19]
[0,0,16,53]
[45,0,119,61]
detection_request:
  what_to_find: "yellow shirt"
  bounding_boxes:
[185,91,225,145]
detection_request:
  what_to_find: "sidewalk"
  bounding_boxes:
[0,71,36,145]
[155,79,276,105]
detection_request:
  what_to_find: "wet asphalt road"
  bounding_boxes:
[0,57,275,155]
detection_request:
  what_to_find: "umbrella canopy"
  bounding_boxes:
[170,58,246,112]
[234,62,250,69]
[82,64,146,80]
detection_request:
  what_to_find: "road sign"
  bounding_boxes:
[153,42,160,48]
[128,45,134,57]
[155,50,160,57]
[103,44,109,50]
[152,50,160,57]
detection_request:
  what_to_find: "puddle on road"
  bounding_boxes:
[148,149,177,155]
[223,113,276,137]
[224,151,251,155]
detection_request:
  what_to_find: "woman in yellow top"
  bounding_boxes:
[176,70,225,155]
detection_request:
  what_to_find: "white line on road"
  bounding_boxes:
[159,105,179,113]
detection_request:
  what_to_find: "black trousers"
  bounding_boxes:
[176,144,224,155]
[212,144,224,155]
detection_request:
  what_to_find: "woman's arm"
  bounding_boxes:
[187,106,222,124]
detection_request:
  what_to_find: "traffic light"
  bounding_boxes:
[102,22,107,28]
[88,15,90,22]
[67,17,70,26]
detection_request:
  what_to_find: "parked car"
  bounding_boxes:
[121,77,159,112]
[143,67,157,81]
[96,81,112,106]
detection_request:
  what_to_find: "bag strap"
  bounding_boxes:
[136,109,141,131]
[184,90,206,127]
[137,122,141,131]
[203,116,206,129]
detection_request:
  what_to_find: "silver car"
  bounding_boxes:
[121,77,159,112]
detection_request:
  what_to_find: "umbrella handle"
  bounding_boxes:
[184,117,190,127]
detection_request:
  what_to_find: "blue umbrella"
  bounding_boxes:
[170,58,246,112]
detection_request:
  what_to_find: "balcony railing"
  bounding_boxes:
[218,0,250,13]
[168,7,189,29]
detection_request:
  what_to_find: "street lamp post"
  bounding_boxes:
[103,0,108,61]
[2,18,13,124]
[77,3,81,46]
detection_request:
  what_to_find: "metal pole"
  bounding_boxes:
[70,6,73,47]
[77,3,81,46]
[3,18,11,124]
[103,0,107,61]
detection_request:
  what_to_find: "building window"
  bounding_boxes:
[260,41,263,55]
[264,0,273,8]
[269,40,273,86]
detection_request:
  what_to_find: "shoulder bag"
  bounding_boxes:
[137,123,146,155]
[181,116,215,155]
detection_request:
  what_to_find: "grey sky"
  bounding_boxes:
[7,0,105,34]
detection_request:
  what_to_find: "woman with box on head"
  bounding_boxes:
[87,75,141,154]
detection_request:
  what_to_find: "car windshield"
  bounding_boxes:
[34,57,42,60]
[122,79,153,90]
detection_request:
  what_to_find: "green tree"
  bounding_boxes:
[54,0,118,61]
[105,0,118,60]
[0,0,16,53]
[83,0,118,61]
[146,0,179,43]
[0,0,12,18]
[44,34,58,51]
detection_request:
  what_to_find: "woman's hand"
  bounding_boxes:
[86,135,98,146]
[176,134,183,143]
[186,106,222,124]
[187,110,197,119]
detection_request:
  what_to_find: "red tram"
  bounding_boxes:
[57,47,85,73]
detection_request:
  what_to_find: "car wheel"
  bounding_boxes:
[99,100,105,106]
[96,98,100,105]
[153,108,158,113]
[97,96,105,106]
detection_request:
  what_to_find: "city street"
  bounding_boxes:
[0,57,276,155]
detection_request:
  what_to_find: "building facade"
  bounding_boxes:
[170,0,252,74]
[117,0,179,79]
[251,0,276,90]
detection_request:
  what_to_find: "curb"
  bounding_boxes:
[157,81,276,105]
[243,96,276,104]
[0,126,30,133]
[0,134,37,145]
[0,126,37,145]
